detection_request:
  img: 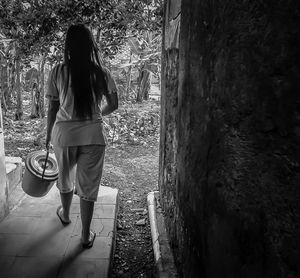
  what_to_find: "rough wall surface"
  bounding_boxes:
[159,0,181,263]
[160,0,300,277]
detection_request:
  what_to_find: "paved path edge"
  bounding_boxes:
[147,191,179,278]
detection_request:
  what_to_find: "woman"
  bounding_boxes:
[46,24,118,248]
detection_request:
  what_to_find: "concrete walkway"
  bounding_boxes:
[0,184,118,278]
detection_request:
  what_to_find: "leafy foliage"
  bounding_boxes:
[0,0,162,118]
[126,32,161,76]
[4,93,160,158]
[104,102,160,145]
[0,0,163,63]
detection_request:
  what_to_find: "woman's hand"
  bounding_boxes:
[45,134,51,150]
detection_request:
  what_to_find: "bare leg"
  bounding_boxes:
[59,190,73,222]
[80,198,94,242]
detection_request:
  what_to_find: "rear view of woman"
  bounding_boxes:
[46,24,118,248]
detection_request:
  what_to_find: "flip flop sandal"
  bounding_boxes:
[56,206,71,225]
[81,231,96,249]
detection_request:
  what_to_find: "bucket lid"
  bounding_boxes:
[26,151,58,181]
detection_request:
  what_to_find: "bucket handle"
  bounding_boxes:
[41,150,50,180]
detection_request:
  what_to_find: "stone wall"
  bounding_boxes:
[159,0,182,271]
[159,0,300,277]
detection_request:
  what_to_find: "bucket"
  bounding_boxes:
[22,150,59,197]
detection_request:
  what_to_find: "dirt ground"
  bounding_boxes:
[3,98,160,278]
[105,143,159,277]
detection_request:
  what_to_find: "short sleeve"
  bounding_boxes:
[46,65,60,101]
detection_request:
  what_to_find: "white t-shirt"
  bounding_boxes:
[46,63,117,147]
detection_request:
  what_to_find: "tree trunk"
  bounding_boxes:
[0,58,7,115]
[96,28,101,44]
[126,50,133,100]
[143,70,151,101]
[0,80,8,115]
[1,94,7,115]
[6,59,14,109]
[137,65,151,102]
[14,57,22,120]
[30,85,40,118]
[0,83,8,220]
[38,55,46,118]
[28,70,35,91]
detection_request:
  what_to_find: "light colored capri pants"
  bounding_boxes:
[53,144,105,202]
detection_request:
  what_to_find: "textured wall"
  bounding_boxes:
[160,0,300,277]
[159,0,182,270]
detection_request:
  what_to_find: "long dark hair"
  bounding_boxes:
[64,24,108,119]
